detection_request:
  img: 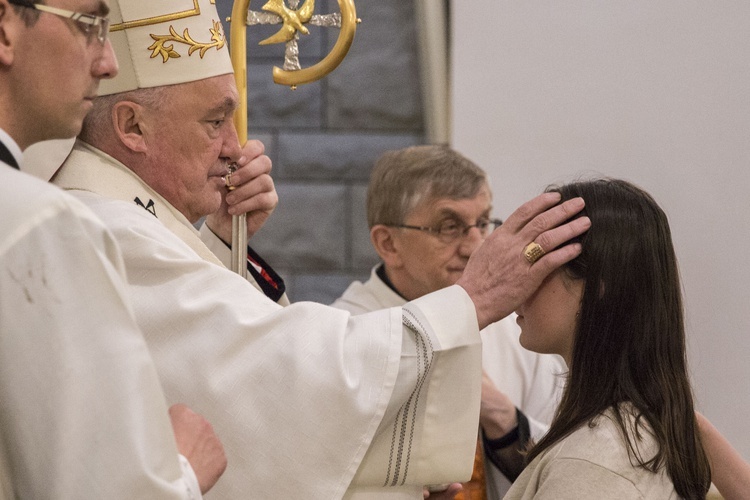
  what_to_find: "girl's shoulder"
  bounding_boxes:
[532,405,675,498]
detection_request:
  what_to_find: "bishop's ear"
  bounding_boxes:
[370,225,404,268]
[112,101,148,153]
[0,1,19,67]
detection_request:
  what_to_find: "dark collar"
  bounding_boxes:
[0,140,19,169]
[376,263,407,300]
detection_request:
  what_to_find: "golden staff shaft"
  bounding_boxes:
[230,0,251,278]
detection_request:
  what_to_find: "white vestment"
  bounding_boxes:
[52,141,483,499]
[332,267,566,499]
[0,160,200,498]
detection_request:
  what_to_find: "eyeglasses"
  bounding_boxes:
[9,1,110,44]
[391,217,503,244]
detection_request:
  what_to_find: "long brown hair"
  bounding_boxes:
[525,179,710,499]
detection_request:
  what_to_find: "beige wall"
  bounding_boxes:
[452,1,750,458]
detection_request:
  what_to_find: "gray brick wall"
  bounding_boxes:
[217,0,425,304]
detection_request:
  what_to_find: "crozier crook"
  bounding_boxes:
[227,0,359,277]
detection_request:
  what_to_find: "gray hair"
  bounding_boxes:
[80,86,172,145]
[366,145,488,227]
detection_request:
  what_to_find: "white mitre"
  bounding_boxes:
[100,0,234,95]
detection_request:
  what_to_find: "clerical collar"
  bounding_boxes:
[376,263,407,300]
[0,128,22,170]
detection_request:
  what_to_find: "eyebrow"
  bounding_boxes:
[209,96,239,116]
[93,0,110,16]
[434,207,492,221]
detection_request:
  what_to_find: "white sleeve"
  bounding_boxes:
[178,455,202,499]
[349,285,484,487]
[0,198,197,499]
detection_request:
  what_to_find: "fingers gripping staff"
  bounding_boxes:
[457,193,591,329]
[224,164,237,191]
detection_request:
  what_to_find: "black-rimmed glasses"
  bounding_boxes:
[391,218,503,244]
[9,1,110,44]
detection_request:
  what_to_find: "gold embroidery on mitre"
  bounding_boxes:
[110,0,201,32]
[148,20,226,63]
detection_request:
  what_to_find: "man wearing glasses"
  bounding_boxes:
[0,0,226,497]
[332,145,564,499]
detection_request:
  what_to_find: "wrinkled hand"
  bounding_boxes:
[479,371,518,440]
[169,404,227,494]
[457,192,590,329]
[206,139,278,243]
[423,483,463,499]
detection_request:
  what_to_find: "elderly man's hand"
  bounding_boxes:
[206,139,278,243]
[479,371,518,439]
[457,192,590,330]
[423,483,463,499]
[169,404,227,494]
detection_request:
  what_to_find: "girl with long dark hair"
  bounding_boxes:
[505,179,711,499]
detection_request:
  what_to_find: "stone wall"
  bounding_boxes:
[217,0,425,304]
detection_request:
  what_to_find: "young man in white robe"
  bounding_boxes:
[50,0,591,497]
[332,145,565,499]
[0,0,226,497]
